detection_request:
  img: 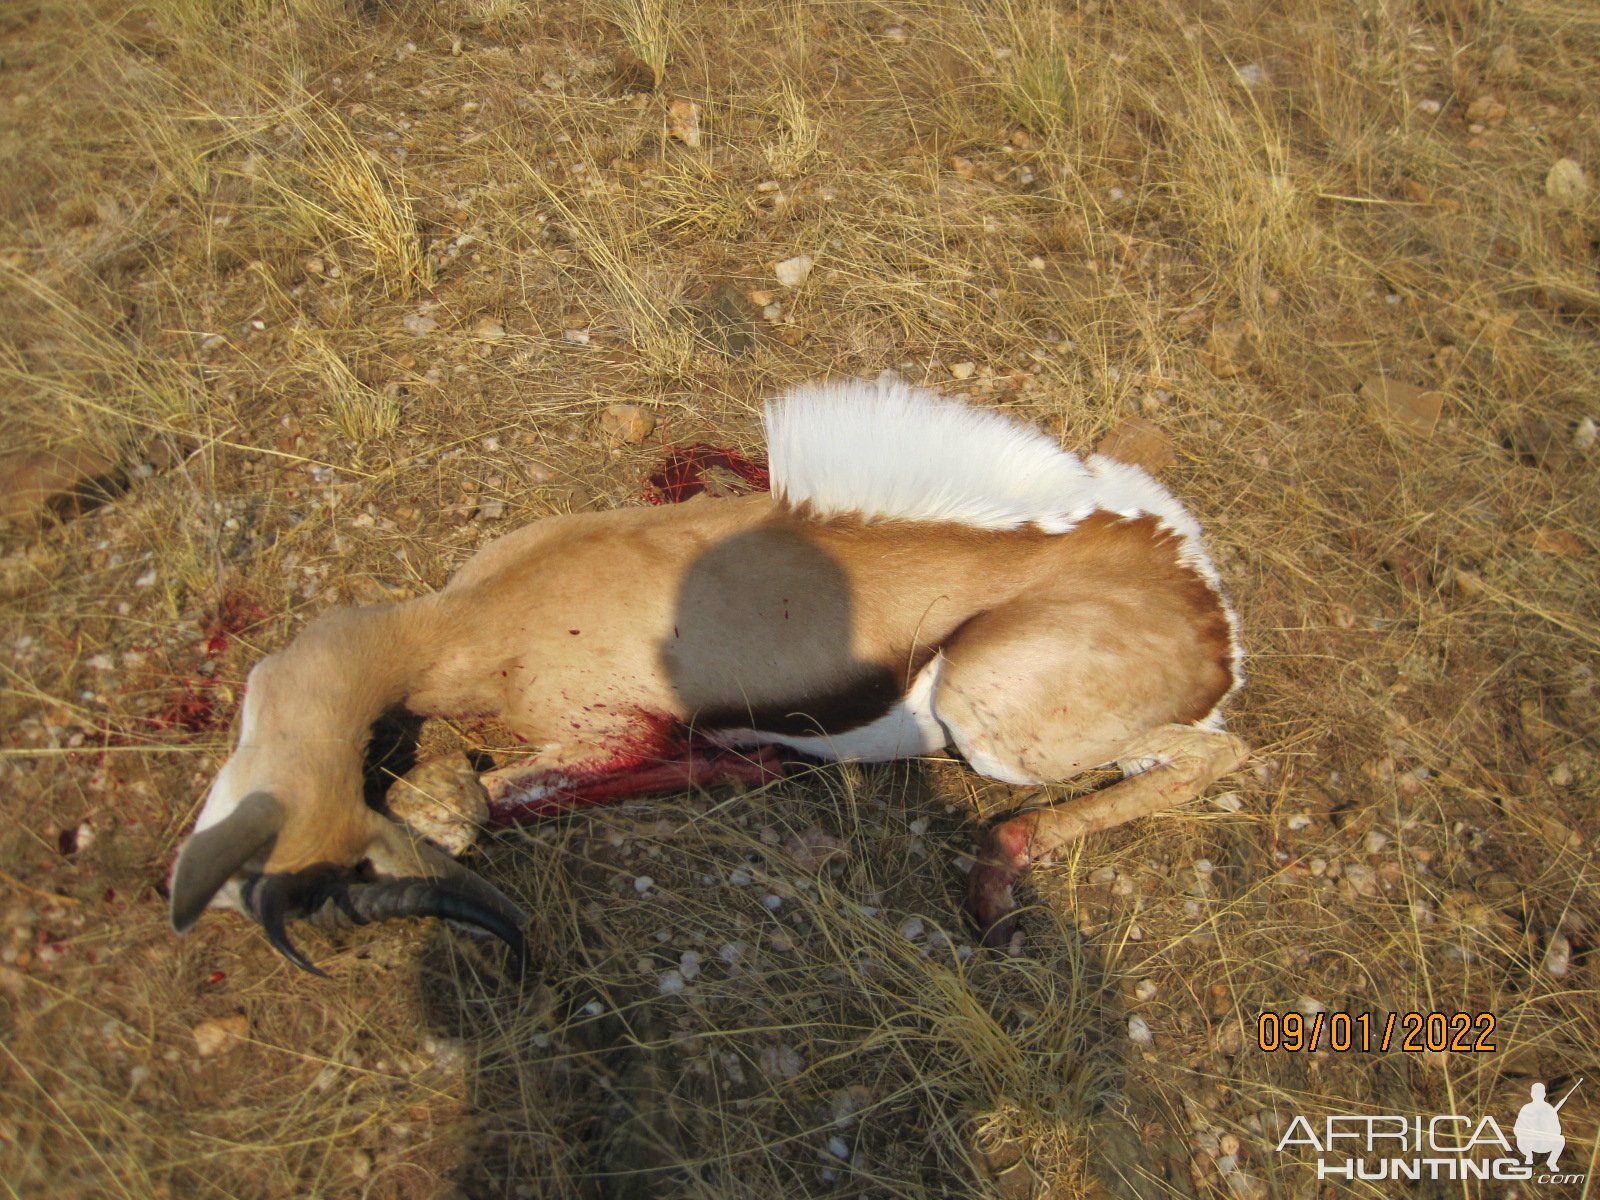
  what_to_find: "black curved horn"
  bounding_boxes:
[240,867,528,977]
[315,877,528,974]
[240,870,334,978]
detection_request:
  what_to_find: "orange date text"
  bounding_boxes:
[1255,1011,1496,1053]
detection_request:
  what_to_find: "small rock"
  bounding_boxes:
[1465,95,1507,124]
[1364,830,1391,854]
[193,1015,249,1058]
[1341,863,1379,898]
[474,317,506,341]
[601,403,656,446]
[831,1084,871,1127]
[1522,527,1588,558]
[667,98,702,148]
[1504,413,1578,472]
[346,1149,373,1181]
[881,24,907,41]
[1548,763,1573,787]
[1544,933,1571,978]
[633,875,655,893]
[774,254,814,288]
[1096,415,1176,474]
[1417,98,1443,115]
[1134,978,1158,1001]
[1573,416,1597,450]
[1128,1014,1154,1046]
[898,916,925,940]
[1546,158,1589,207]
[1475,871,1520,901]
[1234,62,1267,88]
[1484,43,1520,81]
[562,327,591,346]
[679,950,703,981]
[658,968,686,994]
[1361,374,1444,437]
[785,827,848,871]
[386,755,490,857]
[949,361,976,381]
[402,310,439,336]
[1199,319,1259,378]
[1574,412,1600,451]
[759,1043,804,1079]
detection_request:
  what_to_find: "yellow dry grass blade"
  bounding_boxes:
[236,87,432,299]
[609,0,674,89]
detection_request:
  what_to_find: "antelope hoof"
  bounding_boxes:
[965,858,1023,949]
[237,864,529,978]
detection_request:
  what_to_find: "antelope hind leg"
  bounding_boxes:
[966,724,1249,947]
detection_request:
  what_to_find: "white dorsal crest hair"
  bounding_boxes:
[766,375,1220,567]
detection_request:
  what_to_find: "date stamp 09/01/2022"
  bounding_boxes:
[1256,1010,1498,1054]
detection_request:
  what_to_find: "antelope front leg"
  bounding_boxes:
[480,741,788,822]
[966,724,1249,947]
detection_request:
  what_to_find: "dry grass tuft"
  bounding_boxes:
[764,81,824,179]
[609,0,674,89]
[233,86,433,299]
[295,331,400,445]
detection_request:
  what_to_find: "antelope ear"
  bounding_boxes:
[170,792,285,933]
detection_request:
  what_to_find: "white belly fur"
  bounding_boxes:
[716,655,949,762]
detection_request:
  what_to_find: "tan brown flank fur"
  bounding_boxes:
[174,464,1244,961]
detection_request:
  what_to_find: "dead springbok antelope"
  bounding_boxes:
[170,378,1247,973]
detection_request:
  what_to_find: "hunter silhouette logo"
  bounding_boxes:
[1515,1079,1581,1171]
